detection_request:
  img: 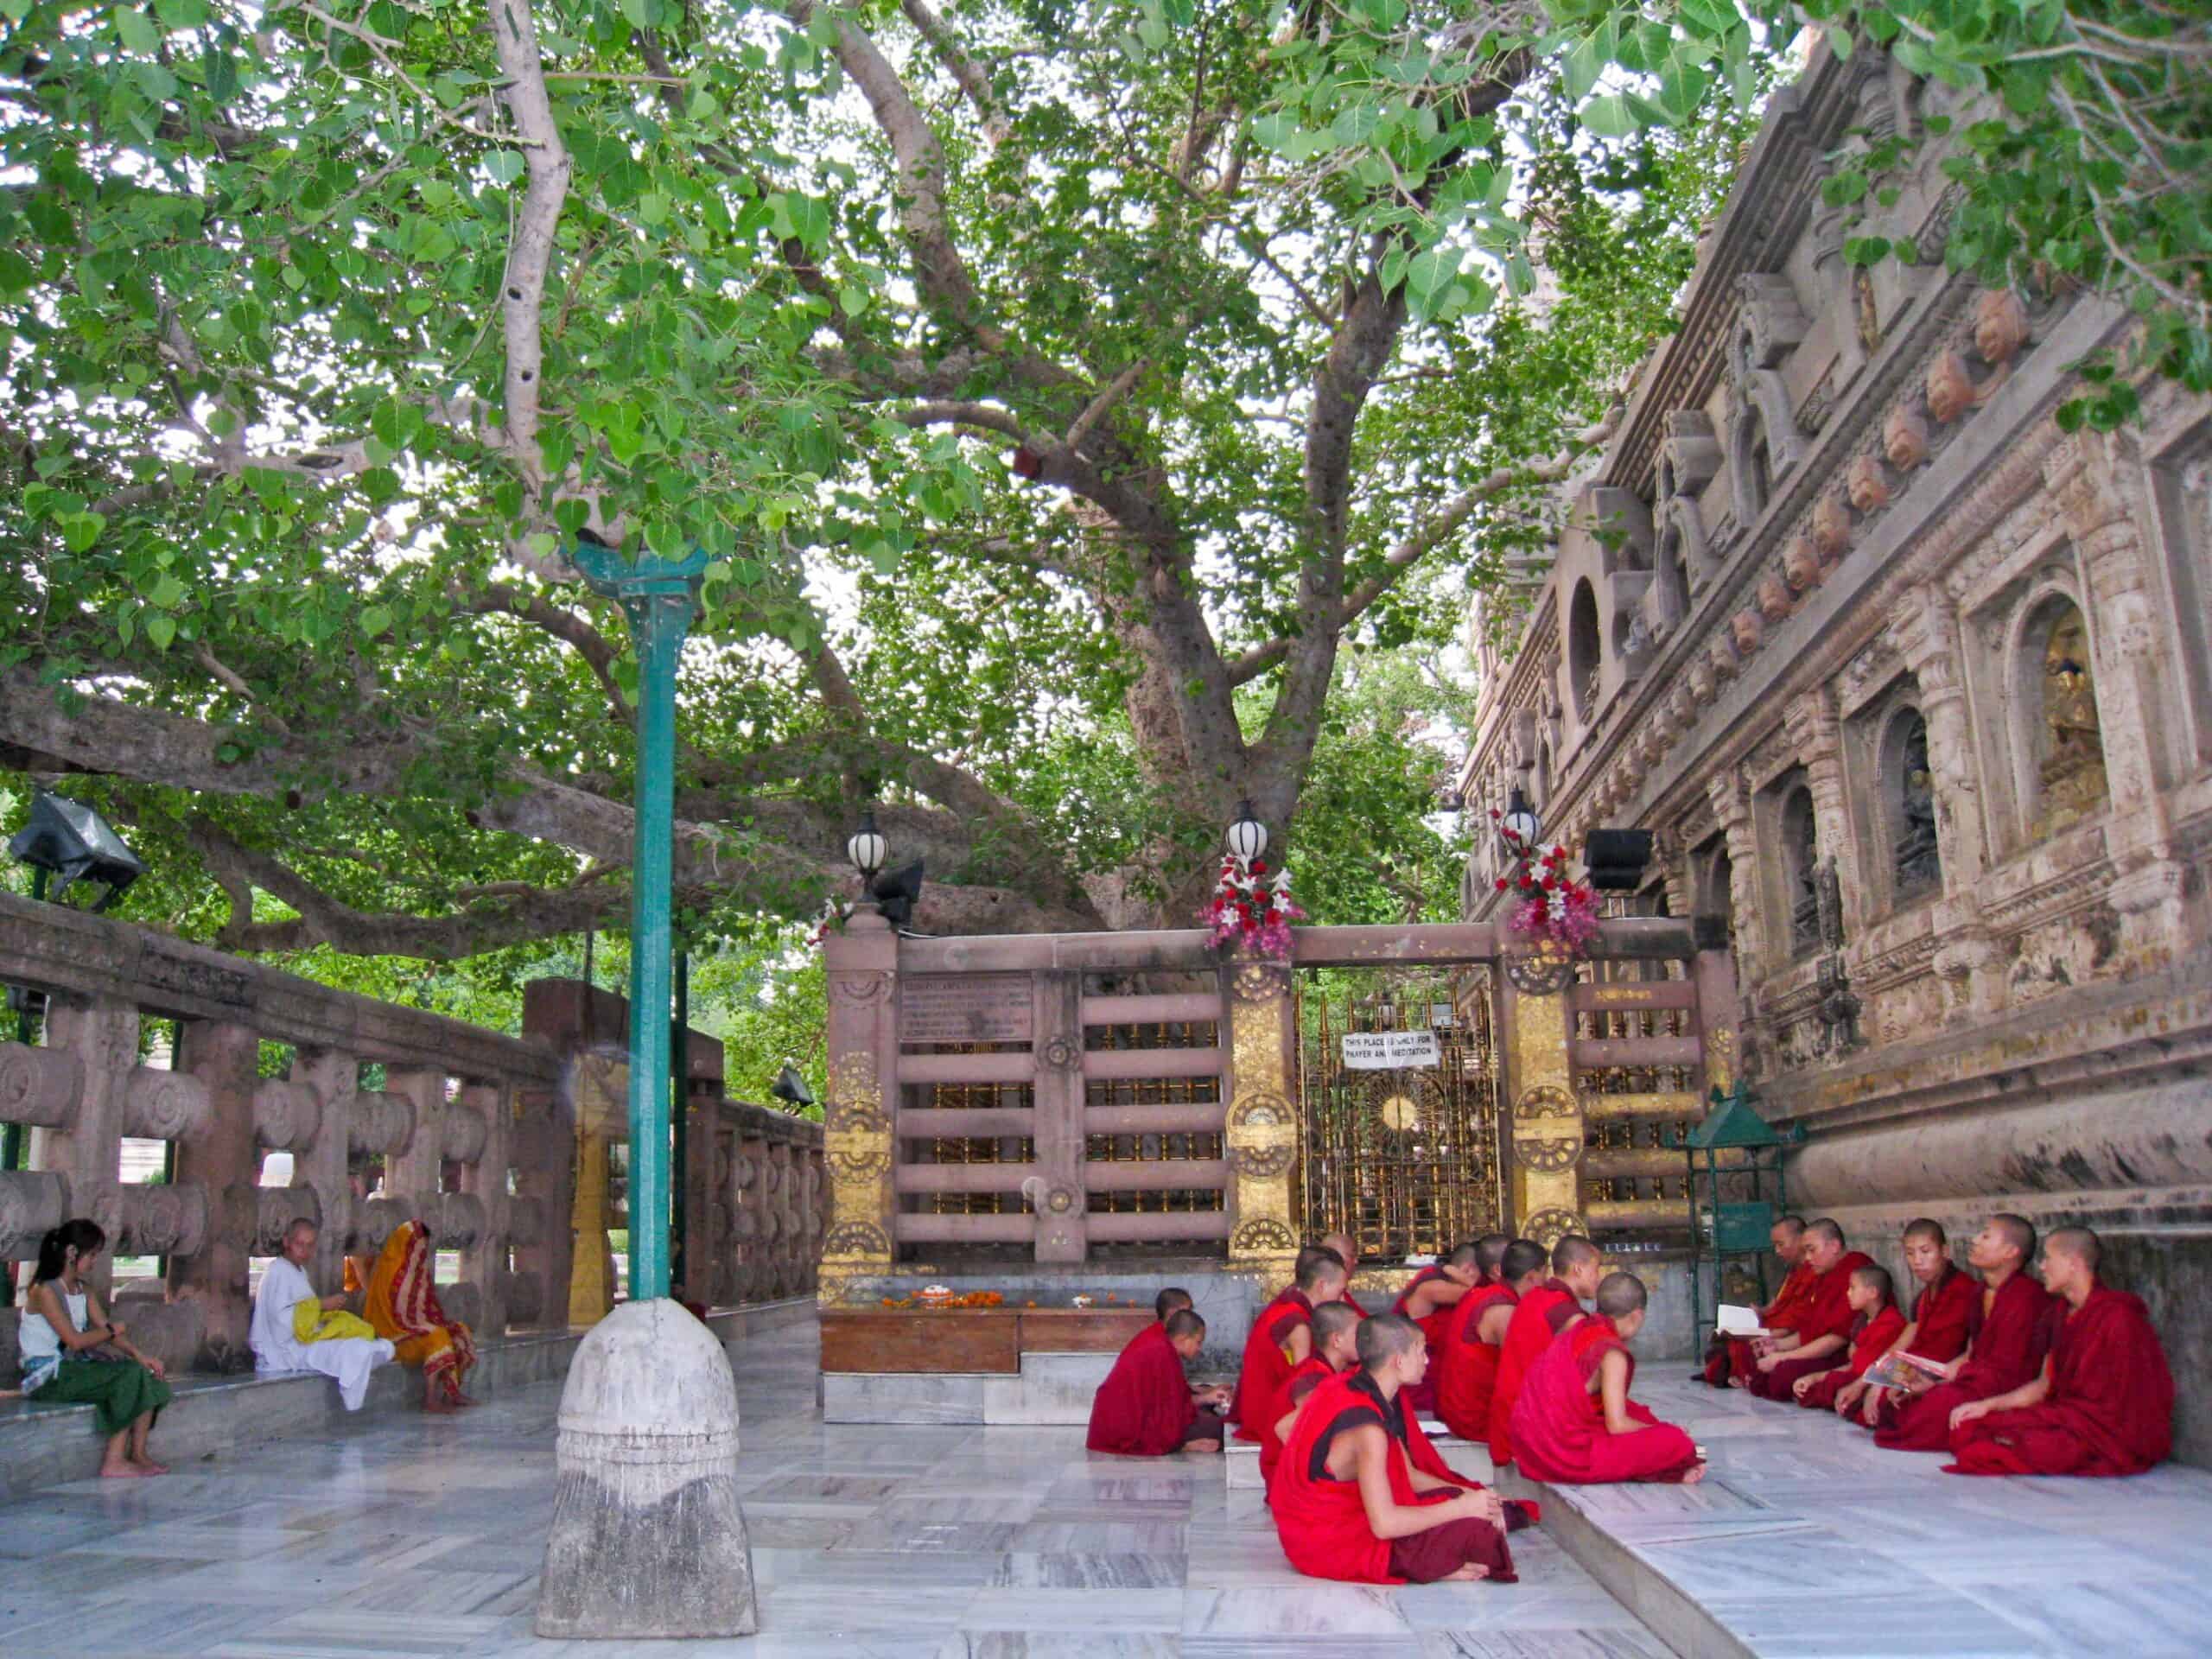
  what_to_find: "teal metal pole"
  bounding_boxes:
[575,542,706,1304]
[671,936,689,1296]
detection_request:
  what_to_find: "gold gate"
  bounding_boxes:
[1293,966,1506,1260]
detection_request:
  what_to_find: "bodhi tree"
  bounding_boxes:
[3,0,2191,958]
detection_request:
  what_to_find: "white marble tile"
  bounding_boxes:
[1184,1585,1414,1636]
[956,1587,1184,1632]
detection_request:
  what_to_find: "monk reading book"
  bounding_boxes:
[1876,1214,2054,1452]
[1488,1234,1605,1468]
[1795,1263,1906,1411]
[1262,1301,1363,1487]
[1834,1218,1978,1426]
[1703,1215,1812,1386]
[1746,1219,1873,1399]
[1087,1307,1226,1456]
[1232,1246,1346,1442]
[1391,1241,1484,1413]
[1319,1235,1370,1317]
[1947,1227,2173,1478]
[1436,1238,1545,1443]
[1511,1271,1705,1485]
[1271,1314,1518,1586]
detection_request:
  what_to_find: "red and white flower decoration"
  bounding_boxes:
[1203,850,1306,959]
[1491,811,1599,955]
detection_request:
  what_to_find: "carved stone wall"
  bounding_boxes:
[1459,39,2212,1463]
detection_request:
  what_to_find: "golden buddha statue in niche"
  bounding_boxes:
[2032,607,2108,837]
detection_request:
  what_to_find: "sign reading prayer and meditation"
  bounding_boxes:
[1340,1029,1441,1071]
[900,973,1034,1046]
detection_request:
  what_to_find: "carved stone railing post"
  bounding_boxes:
[734,1130,768,1305]
[818,908,898,1306]
[167,1019,258,1366]
[287,1047,356,1299]
[32,994,137,1301]
[1029,969,1087,1263]
[457,1080,512,1334]
[1223,956,1299,1282]
[384,1065,448,1231]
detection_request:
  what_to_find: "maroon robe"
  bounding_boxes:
[1909,1264,1980,1363]
[1391,1267,1460,1413]
[1876,1271,2055,1452]
[1232,1287,1314,1443]
[1748,1252,1874,1400]
[1511,1319,1700,1484]
[1259,1353,1338,1487]
[1796,1305,1906,1411]
[1947,1285,2172,1478]
[1488,1278,1580,1466]
[1435,1283,1516,1443]
[1087,1323,1205,1455]
[1704,1259,1816,1385]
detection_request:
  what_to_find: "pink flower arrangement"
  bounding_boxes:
[1203,851,1306,959]
[1490,813,1600,954]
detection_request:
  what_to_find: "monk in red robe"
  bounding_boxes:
[1087,1308,1228,1455]
[1703,1214,1812,1386]
[1489,1234,1605,1468]
[1877,1213,2054,1452]
[1232,1247,1345,1442]
[1154,1286,1194,1321]
[1745,1219,1873,1400]
[1794,1264,1906,1411]
[1947,1227,2173,1478]
[1272,1313,1519,1585]
[1512,1272,1705,1485]
[1436,1238,1546,1443]
[1390,1241,1484,1414]
[1262,1301,1362,1487]
[1834,1218,1978,1426]
[1319,1235,1371,1317]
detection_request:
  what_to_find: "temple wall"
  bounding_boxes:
[1459,40,2212,1462]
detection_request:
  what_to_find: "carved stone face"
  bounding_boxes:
[1813,493,1853,563]
[1847,453,1891,515]
[1927,350,1976,424]
[1782,538,1821,595]
[1884,403,1929,471]
[1758,574,1793,624]
[1974,289,2029,365]
[1731,609,1764,657]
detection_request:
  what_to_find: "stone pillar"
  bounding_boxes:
[1705,769,1771,974]
[1497,923,1585,1247]
[732,1131,768,1306]
[286,1048,356,1300]
[457,1080,512,1334]
[675,1033,721,1304]
[1786,686,1862,939]
[1691,925,1742,1103]
[385,1064,448,1226]
[817,911,898,1306]
[1224,957,1299,1283]
[166,1020,257,1366]
[1028,970,1087,1264]
[31,994,136,1302]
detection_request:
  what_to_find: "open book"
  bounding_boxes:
[1859,1351,1950,1390]
[1714,1303,1770,1338]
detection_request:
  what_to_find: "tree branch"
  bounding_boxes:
[488,0,572,495]
[899,0,1012,148]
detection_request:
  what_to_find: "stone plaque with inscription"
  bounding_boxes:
[899,974,1034,1046]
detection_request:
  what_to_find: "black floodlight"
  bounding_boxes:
[769,1064,815,1108]
[1585,828,1656,891]
[870,859,926,927]
[9,791,147,911]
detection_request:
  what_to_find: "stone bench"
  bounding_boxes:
[1224,1416,1497,1488]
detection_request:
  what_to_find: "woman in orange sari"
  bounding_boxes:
[364,1220,479,1412]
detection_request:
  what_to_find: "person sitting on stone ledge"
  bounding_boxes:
[1436,1238,1546,1445]
[1795,1262,1906,1412]
[1231,1245,1346,1442]
[1834,1218,1978,1427]
[1745,1219,1873,1400]
[1489,1233,1605,1469]
[1087,1307,1228,1456]
[1262,1300,1363,1489]
[1154,1286,1194,1321]
[1702,1214,1813,1387]
[1390,1240,1485,1414]
[1273,1313,1521,1586]
[251,1218,395,1412]
[1510,1271,1705,1485]
[1875,1214,2053,1452]
[1319,1235,1370,1315]
[362,1218,480,1414]
[1946,1226,2173,1478]
[16,1219,174,1478]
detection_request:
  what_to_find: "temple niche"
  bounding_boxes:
[1456,36,2212,1464]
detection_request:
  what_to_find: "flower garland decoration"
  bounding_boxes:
[1203,850,1306,959]
[1491,812,1600,956]
[806,895,850,947]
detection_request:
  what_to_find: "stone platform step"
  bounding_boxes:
[1224,1416,1497,1487]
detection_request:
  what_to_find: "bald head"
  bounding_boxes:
[1803,1217,1847,1271]
[2046,1226,2101,1273]
[1155,1287,1194,1321]
[1297,1249,1348,1296]
[1594,1271,1648,1319]
[1551,1234,1599,1275]
[1771,1214,1807,1264]
[1320,1233,1359,1272]
[1500,1238,1549,1286]
[1473,1233,1512,1281]
[1163,1308,1205,1342]
[1356,1312,1422,1374]
[1312,1301,1362,1351]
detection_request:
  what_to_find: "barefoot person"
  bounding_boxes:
[1876,1214,2053,1452]
[1703,1215,1813,1386]
[1795,1263,1905,1412]
[1263,1301,1363,1487]
[1435,1238,1545,1443]
[1271,1314,1518,1586]
[1489,1234,1604,1469]
[1390,1241,1484,1414]
[1231,1246,1346,1441]
[1745,1219,1873,1399]
[1510,1272,1705,1485]
[362,1219,480,1413]
[1946,1227,2173,1478]
[17,1221,173,1478]
[1088,1308,1229,1456]
[251,1218,395,1411]
[1834,1219,1977,1426]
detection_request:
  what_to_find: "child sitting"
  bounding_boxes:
[1795,1263,1906,1413]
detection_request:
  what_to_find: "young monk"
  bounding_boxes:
[1088,1308,1229,1456]
[1232,1246,1346,1442]
[1489,1234,1605,1468]
[1154,1287,1195,1320]
[1272,1314,1519,1585]
[1512,1271,1705,1485]
[1794,1263,1905,1411]
[1703,1215,1814,1385]
[1262,1301,1363,1487]
[1436,1238,1546,1443]
[1745,1219,1873,1399]
[1391,1241,1484,1413]
[1834,1218,1978,1426]
[1876,1213,2053,1452]
[1946,1227,2173,1478]
[1319,1235,1370,1316]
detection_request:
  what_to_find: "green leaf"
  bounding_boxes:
[1677,0,1737,41]
[359,604,394,639]
[148,572,187,609]
[115,6,162,53]
[1580,94,1641,140]
[485,151,525,186]
[369,400,427,453]
[145,613,177,652]
[59,512,106,552]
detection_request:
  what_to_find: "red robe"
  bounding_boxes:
[1259,1353,1338,1487]
[1704,1259,1817,1385]
[1511,1319,1700,1484]
[1877,1272,2055,1452]
[1947,1286,2173,1478]
[1796,1305,1906,1411]
[1748,1252,1875,1401]
[1390,1266,1459,1413]
[1907,1265,1980,1364]
[1487,1277,1580,1467]
[1435,1283,1517,1442]
[1341,1287,1373,1318]
[1232,1287,1314,1443]
[1271,1370,1515,1586]
[1086,1323,1201,1455]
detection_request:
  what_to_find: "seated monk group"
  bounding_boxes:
[1086,1288,1232,1456]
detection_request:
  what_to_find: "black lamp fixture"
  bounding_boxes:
[1225,798,1268,865]
[871,860,926,928]
[1499,773,1541,850]
[1585,828,1656,891]
[846,809,887,885]
[8,790,146,912]
[769,1063,816,1109]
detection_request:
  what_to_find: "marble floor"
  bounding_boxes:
[1539,1373,2212,1659]
[0,1322,1665,1659]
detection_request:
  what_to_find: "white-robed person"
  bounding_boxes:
[251,1217,394,1409]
